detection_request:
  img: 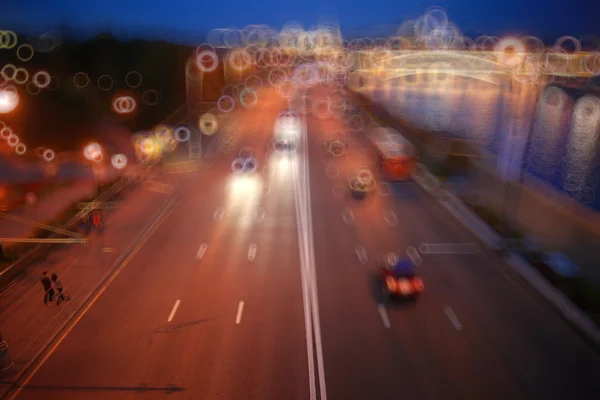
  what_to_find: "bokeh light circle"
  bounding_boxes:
[13,68,29,85]
[196,50,220,73]
[142,90,161,106]
[43,149,55,161]
[111,154,128,169]
[16,44,34,62]
[199,113,218,135]
[1,64,16,81]
[125,71,143,88]
[15,142,26,155]
[97,75,114,91]
[174,126,191,142]
[239,87,258,108]
[7,133,19,147]
[217,95,235,113]
[32,71,51,89]
[113,96,137,114]
[73,72,90,88]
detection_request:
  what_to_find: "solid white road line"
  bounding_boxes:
[377,304,391,328]
[196,243,208,260]
[236,301,245,324]
[418,243,479,255]
[444,305,463,331]
[355,245,368,264]
[341,208,355,225]
[406,246,422,266]
[168,300,181,322]
[248,243,257,261]
[213,207,225,221]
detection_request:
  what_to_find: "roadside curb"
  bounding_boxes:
[0,191,179,397]
[412,164,600,349]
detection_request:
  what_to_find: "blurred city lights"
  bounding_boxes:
[111,153,128,169]
[0,87,18,113]
[84,142,103,162]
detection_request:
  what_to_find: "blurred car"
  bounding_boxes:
[377,254,424,301]
[273,111,300,152]
[348,172,376,199]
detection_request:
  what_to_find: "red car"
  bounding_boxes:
[378,255,424,300]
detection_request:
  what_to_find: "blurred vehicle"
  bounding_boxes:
[273,110,301,152]
[369,127,417,181]
[348,170,376,199]
[377,253,424,301]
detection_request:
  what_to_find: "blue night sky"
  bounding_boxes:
[0,0,597,43]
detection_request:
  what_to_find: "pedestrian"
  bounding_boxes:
[40,271,54,305]
[51,273,69,305]
[92,211,104,236]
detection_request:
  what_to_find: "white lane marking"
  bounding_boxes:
[167,300,181,322]
[444,305,462,331]
[293,98,327,400]
[406,246,422,266]
[355,245,368,264]
[419,243,480,255]
[341,208,355,225]
[196,243,208,260]
[236,301,245,324]
[213,207,225,221]
[325,165,339,179]
[383,209,398,227]
[377,304,391,328]
[248,243,257,261]
[254,207,266,223]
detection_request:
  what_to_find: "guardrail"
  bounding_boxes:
[0,162,157,291]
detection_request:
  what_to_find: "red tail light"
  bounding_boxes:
[398,279,413,295]
[412,277,424,292]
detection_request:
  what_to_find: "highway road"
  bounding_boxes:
[8,84,600,400]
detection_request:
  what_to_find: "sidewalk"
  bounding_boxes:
[0,181,96,241]
[0,174,174,387]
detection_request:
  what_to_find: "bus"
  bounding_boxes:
[369,127,417,181]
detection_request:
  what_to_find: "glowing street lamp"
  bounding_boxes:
[83,142,103,163]
[0,88,18,114]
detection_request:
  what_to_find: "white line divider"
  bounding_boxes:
[341,208,355,225]
[377,304,391,328]
[292,97,327,400]
[236,301,245,324]
[418,243,479,255]
[444,305,462,331]
[406,246,422,266]
[213,207,225,221]
[254,207,266,223]
[355,245,368,264]
[168,300,181,322]
[248,243,258,261]
[196,243,208,260]
[383,209,398,227]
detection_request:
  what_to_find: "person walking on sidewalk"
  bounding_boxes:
[40,271,54,305]
[92,210,104,237]
[51,273,69,305]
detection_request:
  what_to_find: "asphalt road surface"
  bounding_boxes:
[9,85,600,400]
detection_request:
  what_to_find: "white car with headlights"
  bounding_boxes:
[273,111,301,152]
